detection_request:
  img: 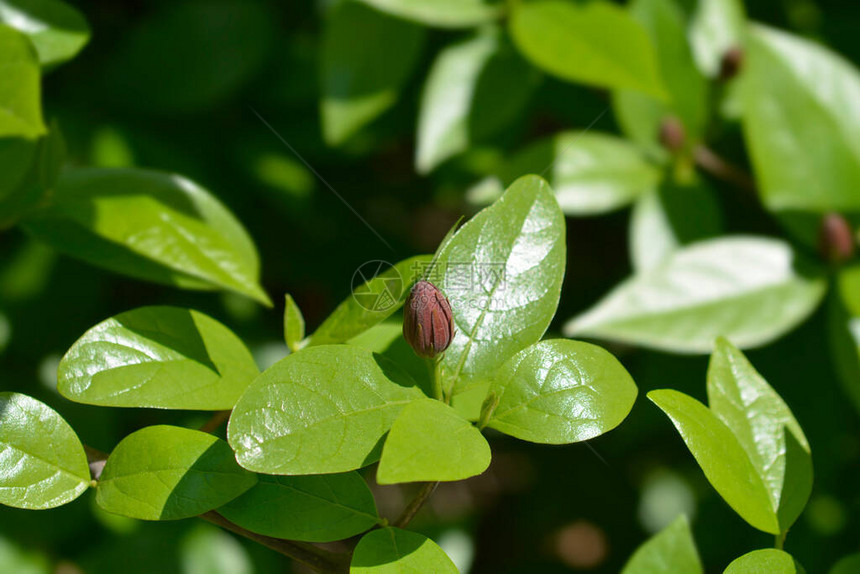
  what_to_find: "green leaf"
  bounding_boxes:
[629,182,722,272]
[310,255,431,345]
[509,0,666,97]
[564,237,827,353]
[708,337,812,532]
[351,527,458,573]
[58,306,259,410]
[724,549,804,574]
[831,554,860,574]
[377,398,491,484]
[228,345,424,474]
[96,425,257,521]
[500,132,661,216]
[0,392,90,509]
[321,1,425,145]
[284,294,306,352]
[416,27,538,173]
[621,515,703,574]
[180,524,253,574]
[0,536,50,574]
[354,0,502,28]
[689,0,746,78]
[0,0,90,67]
[486,339,637,444]
[0,24,46,138]
[648,389,780,534]
[23,168,271,305]
[434,175,565,416]
[218,472,380,542]
[829,265,860,412]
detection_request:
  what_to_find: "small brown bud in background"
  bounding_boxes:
[658,116,685,153]
[403,280,454,359]
[719,46,745,81]
[819,212,856,264]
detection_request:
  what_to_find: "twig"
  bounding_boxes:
[394,482,439,528]
[84,445,108,482]
[198,410,231,434]
[693,145,757,194]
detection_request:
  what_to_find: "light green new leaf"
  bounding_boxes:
[58,306,259,410]
[23,168,270,305]
[564,237,827,353]
[97,425,257,521]
[321,1,425,145]
[434,175,565,416]
[500,132,661,216]
[309,255,431,345]
[0,24,45,138]
[708,338,812,532]
[218,472,380,542]
[0,0,90,67]
[284,294,305,352]
[487,339,637,444]
[621,515,703,574]
[648,389,780,533]
[351,527,458,573]
[724,549,804,574]
[416,27,538,173]
[377,398,491,484]
[355,0,502,28]
[509,0,666,97]
[0,392,90,509]
[228,345,424,475]
[689,0,746,78]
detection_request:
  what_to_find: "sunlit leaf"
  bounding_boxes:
[0,0,90,67]
[351,527,458,573]
[621,515,702,574]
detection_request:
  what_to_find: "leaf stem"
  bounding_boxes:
[198,410,231,434]
[427,357,444,402]
[693,144,757,194]
[775,531,786,550]
[394,482,439,529]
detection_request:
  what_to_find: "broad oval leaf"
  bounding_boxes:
[434,175,566,416]
[351,527,458,573]
[0,0,90,67]
[0,24,46,138]
[58,306,259,410]
[23,168,270,305]
[218,472,380,542]
[321,1,425,145]
[564,237,827,353]
[283,294,306,352]
[509,0,666,97]
[377,398,491,484]
[621,515,703,574]
[648,389,780,534]
[724,549,804,574]
[487,339,637,444]
[355,0,502,28]
[501,132,661,216]
[689,0,746,78]
[228,345,424,475]
[0,392,90,509]
[97,425,257,521]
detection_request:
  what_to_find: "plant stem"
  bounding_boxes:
[693,144,757,194]
[199,410,231,433]
[394,482,439,529]
[427,358,443,402]
[200,511,349,573]
[775,531,786,550]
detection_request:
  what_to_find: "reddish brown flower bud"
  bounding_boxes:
[403,280,454,359]
[719,46,745,81]
[659,116,686,153]
[819,212,856,264]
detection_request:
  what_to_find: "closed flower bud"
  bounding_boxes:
[719,46,744,81]
[658,116,685,153]
[403,280,454,359]
[819,212,856,264]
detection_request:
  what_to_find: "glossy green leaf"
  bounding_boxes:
[309,255,431,346]
[0,392,90,509]
[218,472,380,542]
[621,515,702,574]
[829,265,860,412]
[355,0,502,28]
[347,321,435,398]
[724,549,804,574]
[629,182,722,272]
[23,168,270,304]
[486,339,637,444]
[564,237,827,353]
[416,27,538,173]
[58,306,259,410]
[500,132,661,215]
[97,425,257,521]
[689,0,746,77]
[0,0,90,67]
[351,527,458,573]
[228,345,424,474]
[509,0,666,97]
[377,398,491,484]
[708,338,812,531]
[321,1,425,145]
[283,294,305,352]
[434,175,565,416]
[0,24,45,138]
[180,524,253,574]
[648,389,780,533]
